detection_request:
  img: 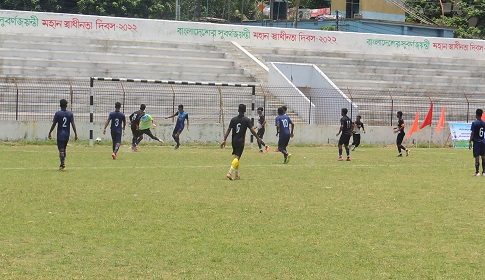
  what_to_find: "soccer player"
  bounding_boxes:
[255,107,269,153]
[137,111,163,144]
[220,104,262,180]
[275,106,294,163]
[393,111,410,157]
[48,99,78,171]
[469,109,485,176]
[350,115,365,151]
[128,104,146,151]
[103,102,126,160]
[165,104,189,150]
[336,108,353,161]
[274,105,289,152]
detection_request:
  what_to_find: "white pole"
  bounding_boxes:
[176,0,181,20]
[89,77,94,147]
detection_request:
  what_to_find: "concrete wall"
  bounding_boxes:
[268,62,358,124]
[331,0,404,17]
[267,63,316,124]
[360,12,405,22]
[242,20,454,38]
[0,120,450,146]
[361,0,404,16]
[0,10,480,60]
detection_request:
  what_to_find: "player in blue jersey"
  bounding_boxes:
[469,109,485,176]
[393,111,410,157]
[275,106,294,164]
[336,108,353,161]
[103,102,126,160]
[165,104,189,150]
[221,104,261,180]
[128,104,146,151]
[48,99,78,171]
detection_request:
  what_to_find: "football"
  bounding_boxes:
[95,137,102,143]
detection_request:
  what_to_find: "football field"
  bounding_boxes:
[1,142,484,279]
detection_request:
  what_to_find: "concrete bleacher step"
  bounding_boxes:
[0,32,255,84]
[0,65,256,83]
[0,41,226,60]
[0,56,243,75]
[332,79,485,92]
[256,53,485,73]
[246,46,483,67]
[214,42,269,84]
[0,33,219,52]
[324,72,485,85]
[318,64,485,78]
[1,48,234,67]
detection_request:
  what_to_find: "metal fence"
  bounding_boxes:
[1,77,484,126]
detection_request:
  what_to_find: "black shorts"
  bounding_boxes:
[173,126,184,135]
[57,140,68,150]
[139,129,158,140]
[338,134,351,146]
[278,135,290,150]
[232,140,245,158]
[257,128,265,139]
[473,142,485,157]
[396,133,405,146]
[111,131,122,144]
[131,126,142,137]
[352,134,361,145]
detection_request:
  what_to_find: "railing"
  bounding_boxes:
[0,77,483,126]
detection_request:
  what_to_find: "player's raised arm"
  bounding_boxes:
[165,113,177,119]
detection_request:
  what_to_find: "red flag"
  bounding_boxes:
[407,111,419,139]
[435,106,445,133]
[419,103,433,129]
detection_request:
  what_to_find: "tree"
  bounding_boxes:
[405,0,485,39]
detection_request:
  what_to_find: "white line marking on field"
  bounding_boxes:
[0,163,402,171]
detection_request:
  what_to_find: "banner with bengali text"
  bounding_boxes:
[448,122,470,148]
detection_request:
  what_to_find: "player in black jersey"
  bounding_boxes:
[128,104,145,151]
[221,104,261,180]
[336,108,353,161]
[48,99,78,171]
[393,111,410,157]
[469,109,485,176]
[255,107,269,153]
[350,115,365,151]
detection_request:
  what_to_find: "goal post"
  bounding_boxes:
[89,77,257,147]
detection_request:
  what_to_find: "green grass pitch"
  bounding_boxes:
[1,142,485,279]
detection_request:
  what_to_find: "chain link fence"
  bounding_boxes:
[1,77,483,126]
